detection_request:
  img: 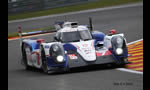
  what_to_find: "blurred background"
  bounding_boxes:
[8,0,97,15]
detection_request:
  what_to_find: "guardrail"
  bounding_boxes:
[8,0,97,14]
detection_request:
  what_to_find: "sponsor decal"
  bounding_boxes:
[82,44,88,47]
[31,51,40,65]
[68,54,78,60]
[83,48,92,54]
[96,50,112,56]
[45,45,49,48]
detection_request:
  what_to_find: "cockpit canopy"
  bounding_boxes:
[54,26,92,43]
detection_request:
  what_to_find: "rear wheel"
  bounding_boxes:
[40,46,49,74]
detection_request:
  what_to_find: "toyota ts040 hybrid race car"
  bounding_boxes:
[19,18,129,74]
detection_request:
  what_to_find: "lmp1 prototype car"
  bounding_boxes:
[19,18,129,74]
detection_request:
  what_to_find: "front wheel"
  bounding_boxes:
[40,46,49,74]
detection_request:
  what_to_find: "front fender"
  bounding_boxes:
[40,43,55,56]
[109,35,128,62]
[41,42,68,67]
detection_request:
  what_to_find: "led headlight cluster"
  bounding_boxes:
[115,48,123,55]
[111,36,125,55]
[116,37,123,48]
[56,55,64,62]
[50,44,65,63]
[52,45,59,52]
[116,37,123,44]
[116,37,123,55]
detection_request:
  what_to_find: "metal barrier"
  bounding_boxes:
[8,0,97,15]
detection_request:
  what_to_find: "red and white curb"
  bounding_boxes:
[116,39,143,75]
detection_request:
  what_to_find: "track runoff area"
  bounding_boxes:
[126,39,143,72]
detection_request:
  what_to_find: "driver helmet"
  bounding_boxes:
[109,29,116,35]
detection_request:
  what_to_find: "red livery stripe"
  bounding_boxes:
[96,52,103,56]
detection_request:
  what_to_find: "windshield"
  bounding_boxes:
[61,30,92,43]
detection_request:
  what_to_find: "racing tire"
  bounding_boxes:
[40,46,49,74]
[115,58,128,68]
[22,44,32,70]
[63,65,70,73]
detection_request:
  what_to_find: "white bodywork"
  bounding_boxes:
[41,40,96,62]
[56,22,96,61]
[71,40,96,61]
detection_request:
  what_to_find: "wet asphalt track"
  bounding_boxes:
[8,3,143,90]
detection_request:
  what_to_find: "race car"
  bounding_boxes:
[19,18,129,74]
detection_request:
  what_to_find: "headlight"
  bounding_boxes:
[52,45,59,52]
[50,44,65,64]
[56,55,64,62]
[116,37,123,44]
[115,48,123,55]
[116,37,123,48]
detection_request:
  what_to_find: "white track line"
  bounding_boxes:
[127,39,143,45]
[116,39,143,75]
[8,2,143,23]
[116,68,143,75]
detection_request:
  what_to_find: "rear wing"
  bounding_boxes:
[54,17,93,31]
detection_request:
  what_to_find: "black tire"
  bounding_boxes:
[115,59,127,68]
[116,63,126,68]
[22,44,32,70]
[63,65,70,72]
[40,46,49,74]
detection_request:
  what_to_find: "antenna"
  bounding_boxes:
[89,17,93,32]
